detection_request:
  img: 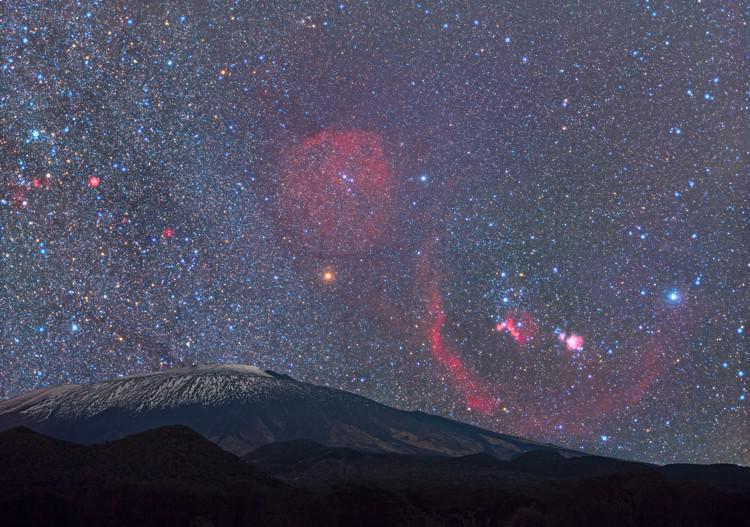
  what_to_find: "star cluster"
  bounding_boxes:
[1,1,747,465]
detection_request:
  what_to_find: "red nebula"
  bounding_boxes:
[495,312,538,344]
[162,227,174,238]
[279,129,395,255]
[6,182,29,208]
[565,333,583,351]
[87,175,101,189]
[427,282,497,415]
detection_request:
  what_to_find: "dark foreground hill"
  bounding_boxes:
[245,438,750,493]
[1,426,748,527]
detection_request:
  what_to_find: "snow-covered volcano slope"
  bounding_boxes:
[0,364,574,458]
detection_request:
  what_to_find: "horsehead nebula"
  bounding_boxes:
[279,129,395,256]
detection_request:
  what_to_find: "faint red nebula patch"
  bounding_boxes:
[279,129,395,256]
[6,182,33,208]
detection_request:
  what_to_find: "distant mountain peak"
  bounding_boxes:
[0,363,578,459]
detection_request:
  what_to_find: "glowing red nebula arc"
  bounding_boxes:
[426,282,497,415]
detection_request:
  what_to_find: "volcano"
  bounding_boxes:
[0,364,573,458]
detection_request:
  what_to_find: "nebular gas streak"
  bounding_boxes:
[427,283,498,414]
[495,313,538,344]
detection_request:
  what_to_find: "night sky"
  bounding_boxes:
[1,1,747,465]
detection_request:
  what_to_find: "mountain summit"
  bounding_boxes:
[0,363,571,458]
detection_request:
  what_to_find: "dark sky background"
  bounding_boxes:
[1,1,747,465]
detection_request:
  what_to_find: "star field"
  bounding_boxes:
[1,1,748,465]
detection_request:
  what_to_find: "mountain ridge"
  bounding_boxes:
[1,425,748,527]
[0,363,576,459]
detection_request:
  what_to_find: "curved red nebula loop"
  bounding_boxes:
[428,283,498,415]
[419,244,498,415]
